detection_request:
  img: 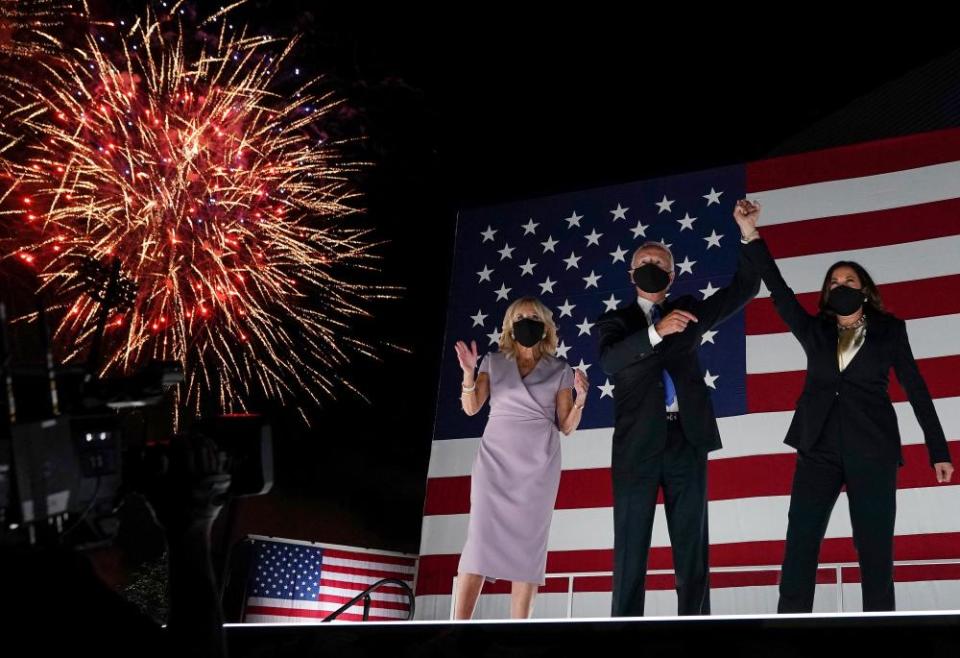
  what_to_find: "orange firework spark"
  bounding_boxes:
[1,1,90,156]
[1,1,395,419]
[0,0,83,58]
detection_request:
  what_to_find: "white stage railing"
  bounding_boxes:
[450,558,960,619]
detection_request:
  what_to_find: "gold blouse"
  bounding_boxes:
[837,318,867,371]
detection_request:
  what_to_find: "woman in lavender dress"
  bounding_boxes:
[453,296,589,619]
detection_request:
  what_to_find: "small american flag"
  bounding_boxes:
[243,536,417,623]
[418,127,960,618]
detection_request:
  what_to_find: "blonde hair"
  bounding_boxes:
[497,296,559,359]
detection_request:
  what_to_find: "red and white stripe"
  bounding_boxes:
[417,127,960,620]
[244,540,417,624]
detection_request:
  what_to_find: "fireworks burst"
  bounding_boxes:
[1,1,395,418]
[0,0,82,58]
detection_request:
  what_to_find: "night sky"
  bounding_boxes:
[12,4,960,554]
[203,8,960,554]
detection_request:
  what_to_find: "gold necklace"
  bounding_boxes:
[838,314,866,331]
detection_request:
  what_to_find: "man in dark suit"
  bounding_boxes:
[597,203,763,616]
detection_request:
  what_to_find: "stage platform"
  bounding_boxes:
[226,610,960,657]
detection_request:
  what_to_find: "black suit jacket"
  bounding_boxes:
[745,239,951,466]
[597,240,763,482]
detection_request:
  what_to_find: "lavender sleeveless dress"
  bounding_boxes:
[458,351,575,585]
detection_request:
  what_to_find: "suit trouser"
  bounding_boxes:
[611,419,710,616]
[778,405,899,612]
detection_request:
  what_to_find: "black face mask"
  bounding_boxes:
[827,285,867,316]
[512,318,545,348]
[632,264,671,293]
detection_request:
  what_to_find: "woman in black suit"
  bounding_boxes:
[736,199,954,612]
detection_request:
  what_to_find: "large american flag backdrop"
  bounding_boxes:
[416,127,960,620]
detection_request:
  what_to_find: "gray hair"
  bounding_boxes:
[631,241,674,270]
